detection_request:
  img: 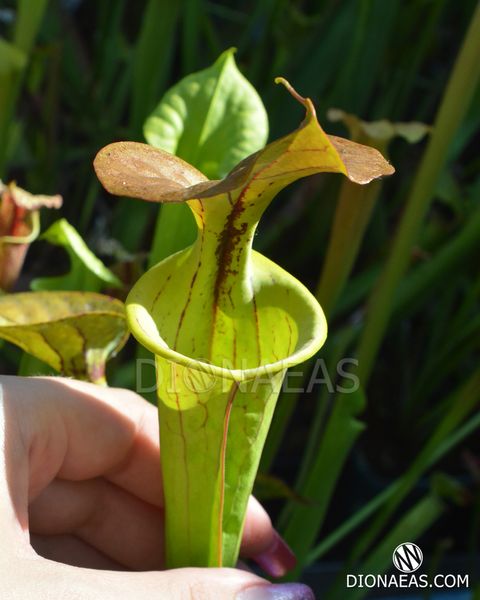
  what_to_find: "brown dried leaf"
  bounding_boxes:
[93,141,208,202]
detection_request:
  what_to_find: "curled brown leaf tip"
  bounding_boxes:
[329,136,395,184]
[94,142,207,203]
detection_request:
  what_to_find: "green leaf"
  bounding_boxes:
[0,291,129,384]
[31,218,122,292]
[356,3,480,384]
[262,382,480,566]
[0,37,27,75]
[144,49,270,276]
[348,367,480,564]
[142,47,270,335]
[254,472,311,505]
[131,0,180,136]
[281,387,366,579]
[15,0,50,54]
[95,79,393,569]
[0,0,49,173]
[143,48,269,179]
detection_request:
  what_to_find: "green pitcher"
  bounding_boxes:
[94,80,393,569]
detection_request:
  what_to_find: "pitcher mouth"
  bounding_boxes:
[126,285,327,382]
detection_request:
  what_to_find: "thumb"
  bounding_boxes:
[105,568,315,600]
[30,560,315,600]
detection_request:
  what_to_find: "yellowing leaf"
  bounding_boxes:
[0,291,128,384]
[327,107,430,150]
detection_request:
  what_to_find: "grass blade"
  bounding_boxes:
[328,493,445,600]
[357,3,480,384]
[307,403,480,564]
[280,387,366,579]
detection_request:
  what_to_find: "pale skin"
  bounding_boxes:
[0,376,292,599]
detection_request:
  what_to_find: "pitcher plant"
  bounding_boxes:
[94,79,394,569]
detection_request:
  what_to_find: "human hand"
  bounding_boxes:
[0,376,315,599]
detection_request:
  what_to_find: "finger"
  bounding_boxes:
[0,385,27,545]
[1,376,163,510]
[241,497,296,578]
[30,480,293,574]
[29,478,165,569]
[29,480,296,576]
[241,497,274,555]
[22,379,292,572]
[22,558,316,600]
[30,534,123,570]
[3,377,296,577]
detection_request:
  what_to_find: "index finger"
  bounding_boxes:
[3,376,163,507]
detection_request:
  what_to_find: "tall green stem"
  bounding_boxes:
[0,0,49,175]
[316,179,381,318]
[357,3,480,384]
[307,387,480,565]
[349,367,480,562]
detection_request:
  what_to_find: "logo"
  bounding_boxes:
[346,541,468,591]
[392,543,423,573]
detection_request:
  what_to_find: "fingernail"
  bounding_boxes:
[236,583,315,600]
[252,531,297,577]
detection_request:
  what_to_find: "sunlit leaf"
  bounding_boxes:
[143,48,268,179]
[31,218,122,292]
[0,291,128,384]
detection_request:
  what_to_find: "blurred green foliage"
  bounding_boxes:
[0,0,479,595]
